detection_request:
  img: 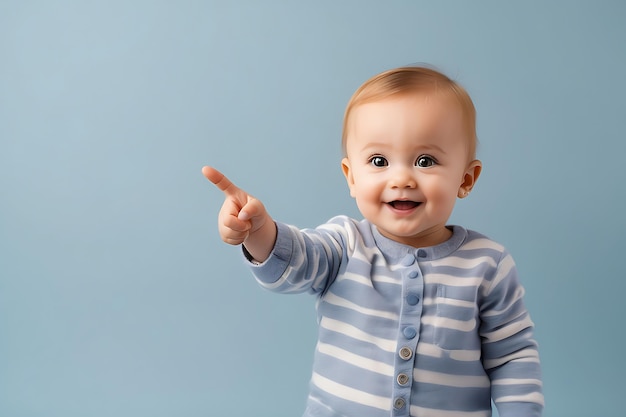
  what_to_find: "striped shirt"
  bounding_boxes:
[246,216,543,417]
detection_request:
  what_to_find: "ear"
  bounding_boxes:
[341,157,356,198]
[458,159,482,198]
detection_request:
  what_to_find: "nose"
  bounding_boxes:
[389,166,417,189]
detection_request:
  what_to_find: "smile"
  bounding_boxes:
[387,200,421,210]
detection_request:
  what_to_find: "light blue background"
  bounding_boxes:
[1,1,625,416]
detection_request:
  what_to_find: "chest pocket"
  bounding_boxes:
[432,285,480,350]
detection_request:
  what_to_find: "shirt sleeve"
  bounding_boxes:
[242,220,345,295]
[479,251,544,416]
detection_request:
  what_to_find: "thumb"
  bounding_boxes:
[238,197,265,222]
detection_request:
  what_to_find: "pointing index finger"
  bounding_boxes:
[202,166,239,195]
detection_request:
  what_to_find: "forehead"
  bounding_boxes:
[342,69,477,159]
[344,91,473,161]
[348,91,464,138]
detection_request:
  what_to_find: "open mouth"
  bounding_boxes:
[388,200,421,210]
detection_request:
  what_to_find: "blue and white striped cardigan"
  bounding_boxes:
[246,216,543,417]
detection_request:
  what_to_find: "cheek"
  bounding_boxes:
[423,178,460,203]
[348,184,357,198]
[354,183,372,200]
[352,178,382,203]
[350,171,371,193]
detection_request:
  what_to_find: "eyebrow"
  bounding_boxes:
[359,142,447,155]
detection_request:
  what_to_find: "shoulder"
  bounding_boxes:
[443,227,515,275]
[311,215,377,253]
[318,215,371,234]
[457,227,508,256]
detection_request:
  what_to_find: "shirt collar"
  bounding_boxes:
[370,224,467,262]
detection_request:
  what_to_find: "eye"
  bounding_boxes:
[369,156,388,167]
[416,155,436,168]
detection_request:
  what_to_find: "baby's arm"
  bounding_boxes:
[202,166,277,262]
[480,255,544,416]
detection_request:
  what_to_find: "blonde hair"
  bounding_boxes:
[342,65,478,160]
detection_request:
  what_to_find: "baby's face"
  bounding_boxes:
[342,91,478,248]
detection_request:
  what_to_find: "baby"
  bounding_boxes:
[203,65,544,417]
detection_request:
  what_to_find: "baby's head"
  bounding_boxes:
[340,65,482,247]
[342,65,478,162]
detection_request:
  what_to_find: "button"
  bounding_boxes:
[399,346,413,360]
[406,294,419,305]
[408,270,419,279]
[403,326,417,339]
[417,249,427,258]
[397,373,409,386]
[393,397,406,409]
[401,254,415,266]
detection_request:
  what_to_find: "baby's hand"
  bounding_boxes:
[202,166,276,261]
